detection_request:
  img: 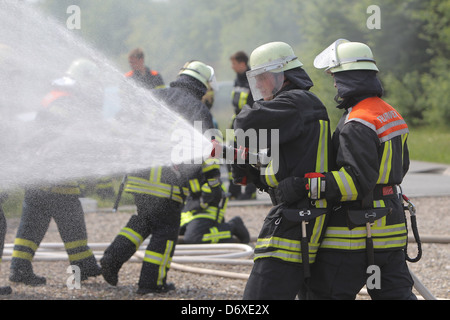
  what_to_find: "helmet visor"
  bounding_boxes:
[206,65,218,91]
[313,39,349,72]
[246,58,287,101]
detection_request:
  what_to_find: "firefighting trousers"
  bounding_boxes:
[10,190,97,272]
[306,250,417,300]
[182,218,233,244]
[0,208,6,262]
[243,258,308,300]
[104,194,182,289]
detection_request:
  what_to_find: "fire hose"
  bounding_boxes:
[3,239,445,299]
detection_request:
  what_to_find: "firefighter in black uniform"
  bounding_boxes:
[0,193,11,295]
[9,58,106,285]
[277,39,416,299]
[227,51,256,200]
[126,48,165,90]
[179,183,250,244]
[100,60,221,294]
[0,43,12,295]
[232,42,332,300]
[179,74,251,245]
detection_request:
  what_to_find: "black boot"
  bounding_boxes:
[228,216,250,243]
[0,286,12,295]
[9,259,46,286]
[136,282,176,295]
[100,236,137,286]
[73,256,102,281]
[137,248,175,295]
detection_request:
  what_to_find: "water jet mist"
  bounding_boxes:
[0,1,211,190]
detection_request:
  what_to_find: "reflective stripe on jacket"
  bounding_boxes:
[124,166,188,204]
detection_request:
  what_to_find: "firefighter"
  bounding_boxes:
[126,48,165,90]
[0,193,11,295]
[277,39,416,299]
[100,60,221,294]
[9,58,105,286]
[232,42,332,300]
[227,51,256,200]
[179,182,250,244]
[0,43,12,295]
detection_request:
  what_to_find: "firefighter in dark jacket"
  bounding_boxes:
[277,39,416,299]
[227,51,256,200]
[100,60,221,294]
[9,58,105,285]
[0,193,11,295]
[232,42,332,300]
[179,182,250,244]
[126,48,165,90]
[0,43,12,295]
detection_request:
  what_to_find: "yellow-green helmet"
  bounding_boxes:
[66,58,100,83]
[246,42,303,101]
[179,60,217,90]
[249,41,303,73]
[314,39,379,73]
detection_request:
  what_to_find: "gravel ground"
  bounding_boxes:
[0,196,448,301]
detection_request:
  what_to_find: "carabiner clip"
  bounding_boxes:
[402,194,416,216]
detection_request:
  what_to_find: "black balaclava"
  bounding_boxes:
[333,70,383,109]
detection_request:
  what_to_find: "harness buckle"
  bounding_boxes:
[298,209,311,217]
[365,211,377,219]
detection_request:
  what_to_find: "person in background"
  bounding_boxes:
[179,182,250,245]
[125,48,165,90]
[0,193,11,295]
[0,43,13,295]
[227,51,256,201]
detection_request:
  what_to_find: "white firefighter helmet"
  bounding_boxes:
[246,42,303,100]
[314,39,379,73]
[65,58,100,83]
[179,60,218,91]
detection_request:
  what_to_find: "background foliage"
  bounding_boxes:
[36,0,450,129]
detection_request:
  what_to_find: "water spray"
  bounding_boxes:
[0,1,211,190]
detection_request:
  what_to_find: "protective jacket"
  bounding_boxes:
[317,71,410,253]
[234,67,332,266]
[38,88,112,197]
[125,67,165,90]
[228,69,257,200]
[231,68,254,115]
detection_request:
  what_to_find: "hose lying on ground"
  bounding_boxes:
[2,241,443,300]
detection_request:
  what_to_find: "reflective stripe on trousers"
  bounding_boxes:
[143,240,174,286]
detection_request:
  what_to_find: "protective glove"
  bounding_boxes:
[231,164,267,191]
[201,185,223,208]
[276,173,326,205]
[182,196,202,213]
[276,176,308,205]
[230,164,247,185]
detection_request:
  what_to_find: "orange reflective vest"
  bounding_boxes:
[345,97,409,143]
